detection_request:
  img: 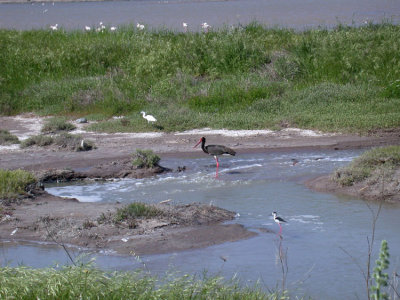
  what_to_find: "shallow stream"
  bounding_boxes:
[2,148,400,299]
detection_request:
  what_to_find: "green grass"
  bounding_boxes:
[20,133,95,151]
[0,264,283,299]
[1,23,400,132]
[132,149,161,168]
[0,169,37,199]
[20,135,54,148]
[114,202,163,223]
[0,129,19,145]
[41,117,76,133]
[333,145,400,186]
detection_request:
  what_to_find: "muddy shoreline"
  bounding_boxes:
[1,115,400,255]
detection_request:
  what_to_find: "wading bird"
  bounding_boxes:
[193,137,236,168]
[272,211,287,234]
[140,111,157,124]
[50,24,58,31]
[201,22,211,32]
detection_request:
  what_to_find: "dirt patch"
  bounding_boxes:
[1,114,400,173]
[0,191,255,255]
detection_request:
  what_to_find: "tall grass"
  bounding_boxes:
[1,23,400,132]
[0,264,283,299]
[0,169,37,199]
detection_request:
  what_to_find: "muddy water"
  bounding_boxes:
[2,148,400,299]
[1,0,399,31]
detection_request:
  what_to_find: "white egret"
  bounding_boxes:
[201,22,211,32]
[140,111,157,123]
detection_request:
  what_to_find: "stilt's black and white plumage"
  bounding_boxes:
[272,211,287,225]
[272,211,287,235]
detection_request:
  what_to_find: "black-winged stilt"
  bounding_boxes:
[272,211,287,234]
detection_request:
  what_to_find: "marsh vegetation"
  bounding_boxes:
[1,23,399,133]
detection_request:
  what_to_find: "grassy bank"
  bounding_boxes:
[0,264,283,299]
[333,145,400,186]
[1,23,400,132]
[0,169,36,200]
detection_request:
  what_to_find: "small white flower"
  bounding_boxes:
[136,23,145,30]
[110,26,117,31]
[85,26,91,31]
[50,24,58,31]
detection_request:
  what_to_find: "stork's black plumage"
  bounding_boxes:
[194,137,236,167]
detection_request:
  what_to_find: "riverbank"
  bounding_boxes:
[1,114,400,255]
[306,145,400,203]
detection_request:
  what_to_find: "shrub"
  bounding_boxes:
[20,135,54,148]
[114,202,162,223]
[0,169,37,199]
[41,117,76,133]
[0,129,19,145]
[132,149,160,168]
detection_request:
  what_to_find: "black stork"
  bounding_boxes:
[193,137,236,168]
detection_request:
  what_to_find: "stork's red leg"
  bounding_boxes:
[215,156,219,168]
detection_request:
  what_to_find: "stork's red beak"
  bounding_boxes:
[193,138,202,148]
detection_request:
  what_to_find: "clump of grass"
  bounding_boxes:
[333,145,400,186]
[0,169,37,200]
[0,263,281,299]
[41,117,76,133]
[53,133,95,151]
[132,149,161,168]
[20,133,95,151]
[0,129,19,145]
[20,135,54,148]
[114,202,163,224]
